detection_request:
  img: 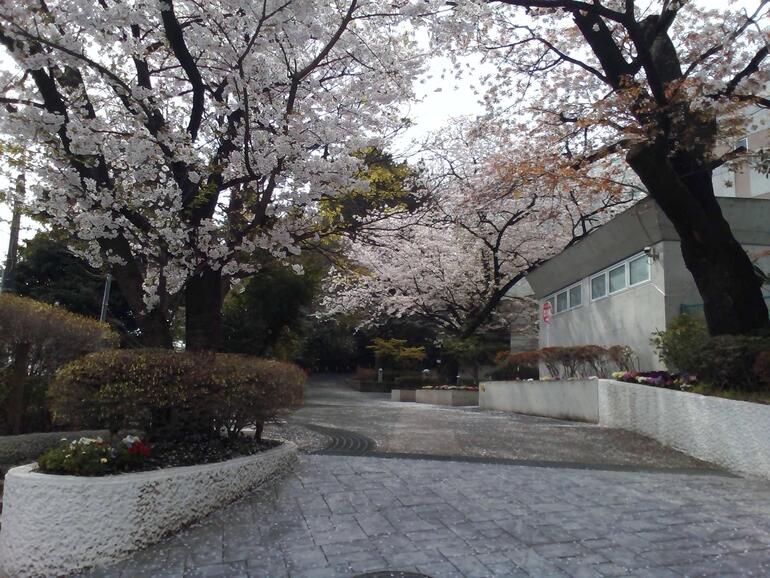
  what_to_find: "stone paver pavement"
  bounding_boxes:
[92,454,770,578]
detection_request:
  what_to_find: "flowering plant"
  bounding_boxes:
[611,371,697,391]
[421,385,479,391]
[37,435,151,476]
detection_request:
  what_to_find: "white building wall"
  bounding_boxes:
[538,247,667,372]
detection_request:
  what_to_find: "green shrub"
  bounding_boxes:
[49,349,305,442]
[754,351,770,387]
[393,374,439,389]
[0,294,117,434]
[651,314,709,373]
[697,335,770,391]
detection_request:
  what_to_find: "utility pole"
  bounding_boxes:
[99,273,112,322]
[1,172,24,293]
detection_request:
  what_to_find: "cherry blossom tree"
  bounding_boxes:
[322,118,638,341]
[430,0,770,335]
[0,0,426,348]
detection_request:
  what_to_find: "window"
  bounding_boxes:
[589,251,651,301]
[569,285,582,308]
[556,291,568,313]
[546,282,582,316]
[629,255,650,285]
[591,274,607,300]
[609,265,626,293]
[737,137,749,151]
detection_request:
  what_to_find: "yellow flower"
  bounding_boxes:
[100,458,108,463]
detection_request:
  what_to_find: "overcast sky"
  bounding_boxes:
[0,0,759,268]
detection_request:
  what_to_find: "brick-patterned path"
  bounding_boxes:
[84,376,770,578]
[90,454,770,578]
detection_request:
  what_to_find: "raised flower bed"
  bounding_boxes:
[0,348,307,577]
[0,442,297,578]
[415,385,479,406]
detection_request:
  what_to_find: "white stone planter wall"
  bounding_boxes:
[415,389,479,406]
[598,380,770,479]
[480,378,770,479]
[391,389,416,402]
[0,442,297,578]
[480,380,599,423]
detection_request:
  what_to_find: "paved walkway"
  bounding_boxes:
[86,376,770,577]
[291,375,715,471]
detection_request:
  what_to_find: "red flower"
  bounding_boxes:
[127,440,150,457]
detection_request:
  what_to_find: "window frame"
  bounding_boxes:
[589,251,652,302]
[628,254,651,287]
[544,281,583,317]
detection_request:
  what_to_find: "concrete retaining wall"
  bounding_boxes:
[0,442,298,578]
[415,389,479,406]
[480,378,770,479]
[391,389,416,402]
[598,380,770,479]
[480,380,599,423]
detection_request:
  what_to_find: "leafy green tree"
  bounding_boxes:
[14,233,137,340]
[222,258,324,357]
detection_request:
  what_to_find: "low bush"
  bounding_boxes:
[754,351,770,387]
[0,294,117,434]
[489,351,539,380]
[651,314,709,373]
[49,349,305,442]
[393,373,440,388]
[697,335,770,391]
[495,345,637,380]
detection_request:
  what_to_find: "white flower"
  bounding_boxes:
[122,435,141,447]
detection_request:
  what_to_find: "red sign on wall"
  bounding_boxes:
[542,301,552,324]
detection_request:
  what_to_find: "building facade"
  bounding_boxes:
[526,198,770,371]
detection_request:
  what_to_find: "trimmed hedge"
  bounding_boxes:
[0,294,117,434]
[49,349,305,442]
[494,345,636,380]
[697,335,770,391]
[755,351,770,388]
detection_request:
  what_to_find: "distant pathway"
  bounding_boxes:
[86,375,770,578]
[291,374,717,473]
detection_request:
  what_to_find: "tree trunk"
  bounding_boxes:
[6,342,31,435]
[185,266,223,351]
[627,144,769,336]
[136,308,173,348]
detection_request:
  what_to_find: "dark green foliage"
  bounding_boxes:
[697,335,770,391]
[755,351,770,387]
[49,349,306,442]
[15,233,137,339]
[651,314,709,372]
[222,263,319,357]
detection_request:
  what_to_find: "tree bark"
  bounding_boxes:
[136,308,174,348]
[6,342,31,435]
[627,144,769,335]
[185,266,224,351]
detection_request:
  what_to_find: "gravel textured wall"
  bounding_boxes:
[598,380,770,479]
[0,442,297,578]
